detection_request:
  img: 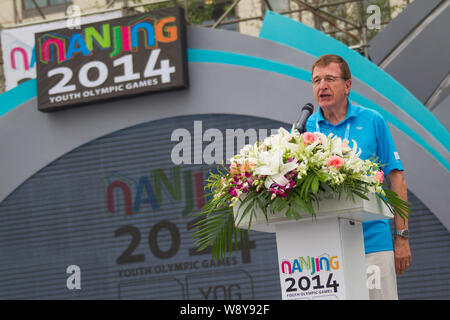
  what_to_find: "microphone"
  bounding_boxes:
[294,103,314,134]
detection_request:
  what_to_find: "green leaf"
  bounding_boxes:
[237,198,256,227]
[293,197,308,213]
[287,205,301,220]
[311,176,319,195]
[285,206,293,219]
[256,197,269,223]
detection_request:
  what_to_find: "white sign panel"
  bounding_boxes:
[275,218,347,300]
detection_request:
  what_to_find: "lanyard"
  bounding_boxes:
[316,119,351,141]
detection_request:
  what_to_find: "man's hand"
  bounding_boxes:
[394,236,411,275]
[387,169,412,275]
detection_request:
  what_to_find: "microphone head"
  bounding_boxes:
[302,103,314,112]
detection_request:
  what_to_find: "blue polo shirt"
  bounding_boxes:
[306,100,404,254]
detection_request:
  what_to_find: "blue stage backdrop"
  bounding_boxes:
[0,12,449,299]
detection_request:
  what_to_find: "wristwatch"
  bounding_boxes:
[394,229,409,238]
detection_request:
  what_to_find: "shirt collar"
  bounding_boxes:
[317,99,356,124]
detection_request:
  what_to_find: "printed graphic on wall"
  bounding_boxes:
[35,6,188,112]
[0,115,284,299]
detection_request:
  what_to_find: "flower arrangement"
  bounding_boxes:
[193,127,409,259]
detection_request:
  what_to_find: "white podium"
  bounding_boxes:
[234,192,393,300]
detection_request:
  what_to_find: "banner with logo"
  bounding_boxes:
[0,11,122,91]
[276,219,346,300]
[34,7,188,112]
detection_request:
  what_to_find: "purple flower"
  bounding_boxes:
[229,187,238,197]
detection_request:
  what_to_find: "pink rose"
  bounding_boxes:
[327,155,345,169]
[303,132,319,145]
[375,170,384,183]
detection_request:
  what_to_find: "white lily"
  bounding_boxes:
[330,137,344,155]
[349,139,362,158]
[254,149,299,189]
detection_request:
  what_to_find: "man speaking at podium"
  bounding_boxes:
[305,54,412,300]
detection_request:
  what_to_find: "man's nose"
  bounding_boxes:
[318,79,329,89]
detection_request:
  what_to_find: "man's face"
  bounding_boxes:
[311,62,351,110]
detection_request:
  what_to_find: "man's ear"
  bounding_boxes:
[345,78,352,96]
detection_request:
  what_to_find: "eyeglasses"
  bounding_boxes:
[310,75,347,86]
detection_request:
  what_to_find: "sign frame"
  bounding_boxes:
[35,6,189,112]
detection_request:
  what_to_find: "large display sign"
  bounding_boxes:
[35,7,188,112]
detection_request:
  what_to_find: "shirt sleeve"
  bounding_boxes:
[375,114,404,175]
